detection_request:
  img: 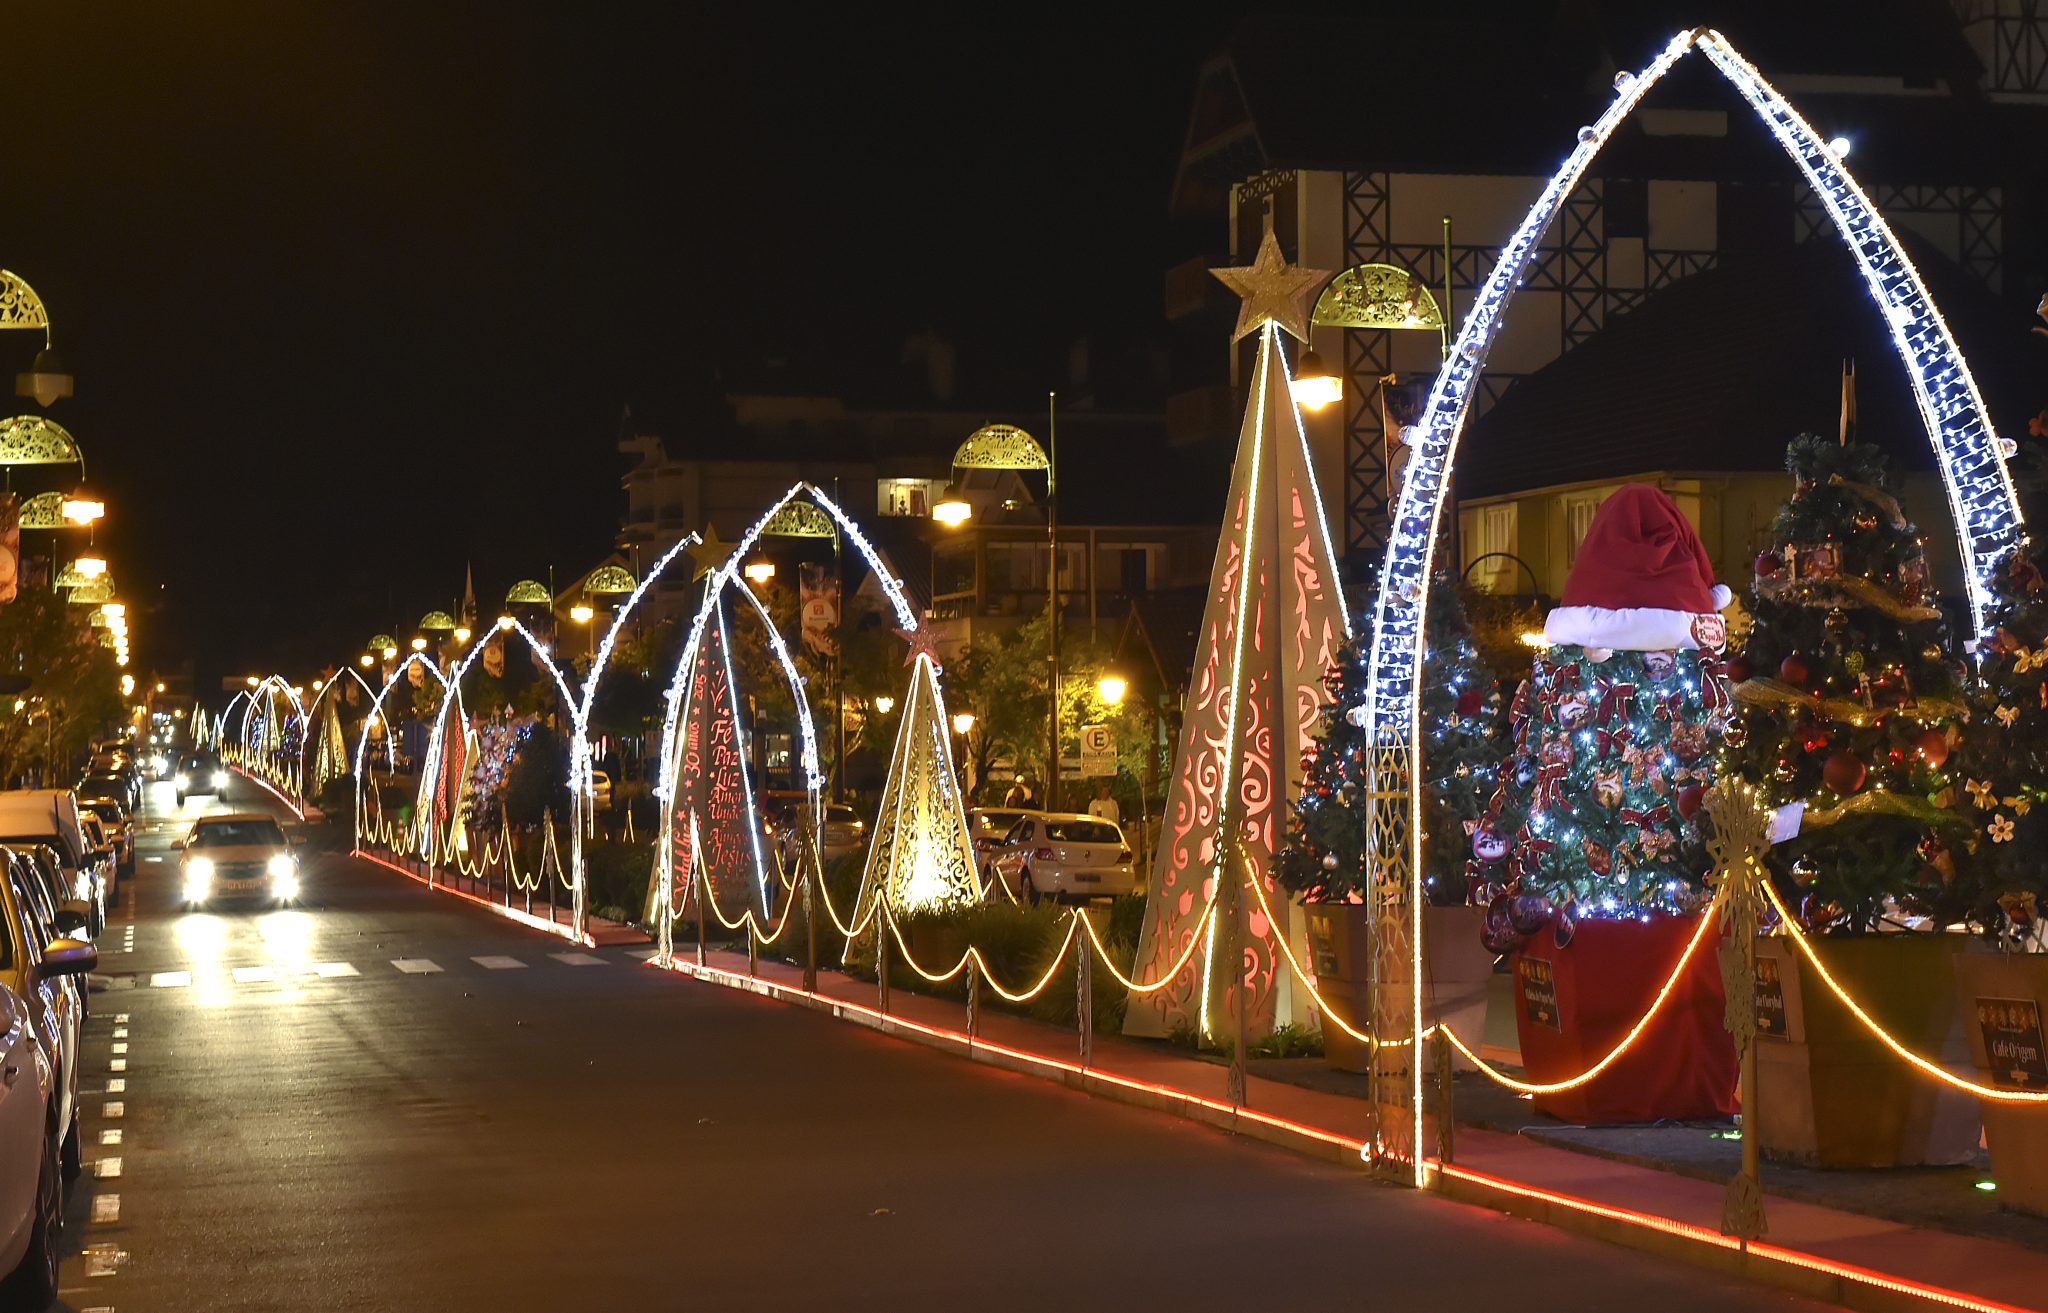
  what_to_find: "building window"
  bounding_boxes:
[1472,503,1518,592]
[1564,493,1603,568]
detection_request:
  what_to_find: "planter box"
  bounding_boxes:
[1512,914,1737,1125]
[1756,933,1979,1168]
[1303,904,1500,1075]
[1953,951,2048,1213]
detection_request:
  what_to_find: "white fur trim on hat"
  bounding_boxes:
[1710,583,1732,610]
[1545,605,1718,651]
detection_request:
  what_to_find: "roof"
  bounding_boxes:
[1455,235,2039,498]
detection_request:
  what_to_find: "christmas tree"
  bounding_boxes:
[1481,486,1732,927]
[1279,574,1506,906]
[1721,434,1972,931]
[1952,544,2048,939]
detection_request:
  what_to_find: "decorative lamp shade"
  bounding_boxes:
[16,491,65,530]
[0,415,81,467]
[951,423,1049,471]
[504,579,551,606]
[68,578,113,604]
[761,502,836,539]
[418,610,457,633]
[0,271,52,332]
[583,564,636,595]
[366,633,398,654]
[17,348,72,408]
[97,629,117,649]
[53,561,92,589]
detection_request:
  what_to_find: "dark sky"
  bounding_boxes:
[0,4,1247,684]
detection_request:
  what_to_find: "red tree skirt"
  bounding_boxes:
[1510,913,1738,1124]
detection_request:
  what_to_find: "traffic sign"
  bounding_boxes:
[1079,724,1115,777]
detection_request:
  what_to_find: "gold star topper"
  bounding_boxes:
[1211,218,1331,344]
[895,621,944,670]
[686,525,739,581]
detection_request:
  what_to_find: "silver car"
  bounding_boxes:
[987,813,1137,905]
[180,813,305,908]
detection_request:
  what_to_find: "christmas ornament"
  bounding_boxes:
[1843,650,1865,676]
[1914,728,1949,768]
[1456,688,1484,717]
[1824,607,1848,641]
[1755,550,1783,579]
[1721,722,1747,748]
[1552,907,1576,949]
[1641,650,1676,682]
[1779,653,1811,686]
[1509,894,1556,936]
[1725,656,1754,684]
[1321,852,1339,871]
[1676,783,1704,819]
[1471,826,1508,864]
[1822,749,1867,794]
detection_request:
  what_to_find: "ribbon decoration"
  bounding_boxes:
[1619,802,1672,829]
[1595,725,1635,758]
[1593,678,1637,725]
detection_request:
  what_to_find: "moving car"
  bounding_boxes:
[0,792,114,937]
[180,813,304,908]
[985,812,1137,905]
[174,752,229,808]
[0,847,95,1308]
[76,796,134,878]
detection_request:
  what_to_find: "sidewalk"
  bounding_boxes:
[662,944,2047,1313]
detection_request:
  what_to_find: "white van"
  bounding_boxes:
[0,791,112,934]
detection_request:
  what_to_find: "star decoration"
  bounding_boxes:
[1210,219,1332,344]
[1991,814,2016,844]
[895,621,944,670]
[1997,704,2021,728]
[686,525,739,581]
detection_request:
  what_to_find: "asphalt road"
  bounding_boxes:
[40,779,1834,1312]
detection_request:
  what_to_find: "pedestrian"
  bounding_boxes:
[1086,781,1121,826]
[1004,776,1036,808]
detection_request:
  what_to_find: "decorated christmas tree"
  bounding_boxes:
[1480,486,1732,932]
[1720,434,1971,931]
[1951,544,2048,938]
[1279,574,1506,906]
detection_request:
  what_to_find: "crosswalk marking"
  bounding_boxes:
[106,1079,124,1094]
[312,961,358,977]
[390,958,442,974]
[99,1129,122,1146]
[110,1043,127,1055]
[471,955,526,969]
[149,971,190,988]
[92,1157,121,1179]
[92,1194,120,1224]
[113,1027,128,1038]
[231,966,276,983]
[109,1059,126,1073]
[104,1101,123,1118]
[550,952,607,967]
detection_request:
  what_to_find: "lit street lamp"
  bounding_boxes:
[951,711,976,736]
[1096,673,1128,706]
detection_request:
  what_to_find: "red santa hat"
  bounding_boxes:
[1543,484,1731,651]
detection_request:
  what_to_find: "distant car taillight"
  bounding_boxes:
[1117,849,1133,864]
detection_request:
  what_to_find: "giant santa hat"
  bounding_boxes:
[1543,484,1732,651]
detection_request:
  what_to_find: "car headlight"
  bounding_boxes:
[269,854,299,899]
[212,770,229,788]
[184,856,213,901]
[175,773,190,789]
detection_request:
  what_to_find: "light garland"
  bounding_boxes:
[1360,25,2028,1187]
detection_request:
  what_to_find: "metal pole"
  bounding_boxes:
[803,826,819,993]
[1046,390,1060,813]
[877,907,891,1016]
[832,481,846,803]
[695,863,707,968]
[966,967,980,1044]
[747,921,757,978]
[1077,911,1093,1068]
[1229,860,1247,1109]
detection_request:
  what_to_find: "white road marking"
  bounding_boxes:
[82,1242,125,1277]
[104,1101,123,1118]
[114,1014,128,1023]
[391,958,442,974]
[113,1027,128,1039]
[109,1059,126,1073]
[92,1156,121,1179]
[314,962,358,977]
[230,965,276,983]
[549,952,607,967]
[111,1043,127,1055]
[99,1129,122,1146]
[92,1193,120,1223]
[149,972,189,988]
[471,955,526,969]
[106,1078,124,1094]
[106,976,136,991]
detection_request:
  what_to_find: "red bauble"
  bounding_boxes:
[1725,656,1754,684]
[1676,784,1705,819]
[1822,750,1867,795]
[1756,550,1784,578]
[1778,653,1811,686]
[1455,688,1484,717]
[1915,729,1949,769]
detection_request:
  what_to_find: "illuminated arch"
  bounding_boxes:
[1360,26,2028,1183]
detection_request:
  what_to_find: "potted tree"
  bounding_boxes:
[1478,485,1738,1124]
[1950,545,2048,1208]
[1278,575,1505,1073]
[1724,435,1980,1167]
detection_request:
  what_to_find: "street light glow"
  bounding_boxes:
[359,653,375,667]
[246,675,259,688]
[410,636,428,652]
[931,486,972,527]
[743,559,775,585]
[1097,674,1128,705]
[76,555,107,578]
[1290,349,1342,411]
[873,695,895,715]
[453,626,471,643]
[61,488,105,525]
[382,645,398,659]
[155,681,166,693]
[569,603,595,623]
[951,711,976,736]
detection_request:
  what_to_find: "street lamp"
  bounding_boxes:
[75,555,106,578]
[1290,349,1342,410]
[1096,673,1128,706]
[453,626,471,644]
[381,645,399,660]
[742,557,775,586]
[359,653,375,668]
[60,486,103,525]
[933,412,1061,805]
[873,695,895,715]
[569,603,595,624]
[410,636,428,652]
[951,711,976,736]
[0,271,75,406]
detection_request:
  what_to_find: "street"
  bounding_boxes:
[41,780,1825,1312]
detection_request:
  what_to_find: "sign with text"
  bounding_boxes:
[1755,956,1787,1039]
[1079,724,1115,777]
[1516,957,1561,1032]
[1975,996,2048,1089]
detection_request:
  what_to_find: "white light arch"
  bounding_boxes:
[1361,26,2028,1183]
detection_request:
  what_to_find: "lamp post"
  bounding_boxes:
[931,405,1060,806]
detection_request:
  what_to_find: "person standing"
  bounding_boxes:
[1086,781,1121,826]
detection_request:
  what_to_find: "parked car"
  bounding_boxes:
[78,767,138,815]
[770,802,868,870]
[967,808,1037,862]
[587,770,612,811]
[174,752,229,808]
[179,813,304,908]
[0,846,95,1308]
[76,796,134,878]
[985,812,1137,905]
[0,792,113,938]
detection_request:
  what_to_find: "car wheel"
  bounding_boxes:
[1021,871,1040,907]
[0,1125,62,1308]
[60,1110,79,1182]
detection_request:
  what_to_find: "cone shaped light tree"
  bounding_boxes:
[1126,225,1349,1042]
[652,600,770,927]
[851,642,980,927]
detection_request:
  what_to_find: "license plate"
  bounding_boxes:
[220,878,262,892]
[1074,874,1101,884]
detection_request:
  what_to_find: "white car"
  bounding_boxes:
[0,850,95,1308]
[986,813,1137,905]
[588,770,612,811]
[180,813,306,908]
[770,803,867,869]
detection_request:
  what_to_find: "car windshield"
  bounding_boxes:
[183,756,216,770]
[972,811,1025,834]
[1042,820,1121,844]
[85,803,122,823]
[190,820,286,848]
[825,806,859,824]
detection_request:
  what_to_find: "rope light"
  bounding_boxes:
[1079,901,1214,996]
[1239,861,1401,1047]
[1761,882,2048,1103]
[879,901,1081,1003]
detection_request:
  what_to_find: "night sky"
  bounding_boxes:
[0,5,1248,684]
